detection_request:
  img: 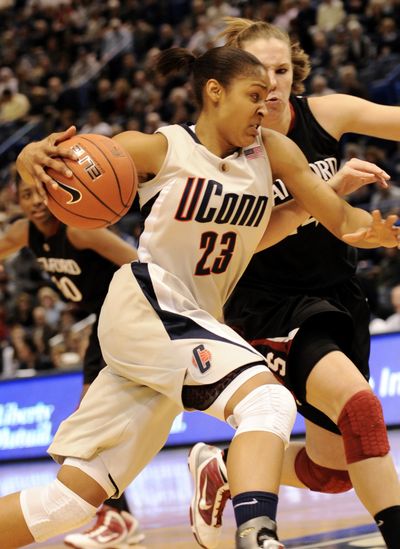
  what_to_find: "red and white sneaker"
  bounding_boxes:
[188,442,231,549]
[64,505,145,548]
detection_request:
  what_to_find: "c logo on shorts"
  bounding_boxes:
[192,344,212,373]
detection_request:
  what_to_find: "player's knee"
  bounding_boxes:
[20,479,97,542]
[229,384,297,447]
[294,447,352,493]
[337,389,390,464]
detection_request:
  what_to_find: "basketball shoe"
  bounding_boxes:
[235,516,284,549]
[64,504,145,548]
[188,442,231,548]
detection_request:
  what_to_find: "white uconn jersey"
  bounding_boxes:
[138,124,273,321]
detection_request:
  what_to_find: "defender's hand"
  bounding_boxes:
[331,158,390,197]
[343,210,400,248]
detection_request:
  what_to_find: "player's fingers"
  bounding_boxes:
[32,163,59,192]
[42,157,73,178]
[347,169,376,181]
[342,228,367,243]
[54,145,78,161]
[347,158,390,179]
[52,126,77,146]
[371,210,383,222]
[350,169,389,185]
[383,214,399,227]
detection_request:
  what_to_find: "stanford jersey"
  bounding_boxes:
[237,94,356,293]
[225,96,371,433]
[29,222,118,314]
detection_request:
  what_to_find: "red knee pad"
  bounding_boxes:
[337,389,390,464]
[294,447,352,493]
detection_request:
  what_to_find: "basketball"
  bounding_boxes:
[46,134,138,229]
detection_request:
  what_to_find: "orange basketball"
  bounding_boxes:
[46,134,138,229]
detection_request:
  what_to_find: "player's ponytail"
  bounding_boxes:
[156,48,196,78]
[156,46,264,108]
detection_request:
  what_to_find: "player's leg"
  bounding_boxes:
[281,421,353,494]
[0,463,107,548]
[216,371,296,549]
[306,351,400,539]
[185,363,297,549]
[64,325,144,549]
[0,364,180,549]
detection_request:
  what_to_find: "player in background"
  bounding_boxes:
[188,17,400,549]
[1,45,399,549]
[0,171,144,549]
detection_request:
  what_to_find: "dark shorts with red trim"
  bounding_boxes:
[224,276,370,434]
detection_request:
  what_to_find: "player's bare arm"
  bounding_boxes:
[113,131,168,177]
[257,157,390,251]
[308,94,400,141]
[67,227,138,265]
[263,128,400,248]
[0,218,29,259]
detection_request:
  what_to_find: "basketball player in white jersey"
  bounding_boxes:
[1,45,399,549]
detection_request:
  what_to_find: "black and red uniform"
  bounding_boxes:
[29,222,118,384]
[225,94,370,434]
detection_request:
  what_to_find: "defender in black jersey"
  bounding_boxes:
[0,176,144,548]
[226,93,371,434]
[188,18,400,549]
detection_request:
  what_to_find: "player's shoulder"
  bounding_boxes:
[262,127,298,152]
[9,216,29,236]
[66,225,112,250]
[2,216,29,248]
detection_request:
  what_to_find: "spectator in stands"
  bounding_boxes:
[291,0,317,54]
[187,15,218,54]
[369,181,400,214]
[309,29,332,72]
[80,109,113,137]
[376,16,400,56]
[45,76,72,119]
[384,284,400,331]
[10,330,54,372]
[309,73,335,96]
[69,47,101,89]
[336,64,369,98]
[346,18,376,68]
[7,292,34,329]
[0,66,18,95]
[91,77,115,120]
[31,305,56,360]
[100,17,133,64]
[206,0,239,21]
[0,88,30,124]
[37,286,66,331]
[374,247,400,316]
[273,0,299,32]
[316,0,346,33]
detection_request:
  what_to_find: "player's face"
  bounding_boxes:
[242,38,293,123]
[218,71,269,149]
[18,181,53,224]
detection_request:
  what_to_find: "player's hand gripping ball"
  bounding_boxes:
[46,134,138,229]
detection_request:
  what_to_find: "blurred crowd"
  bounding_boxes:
[0,0,399,377]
